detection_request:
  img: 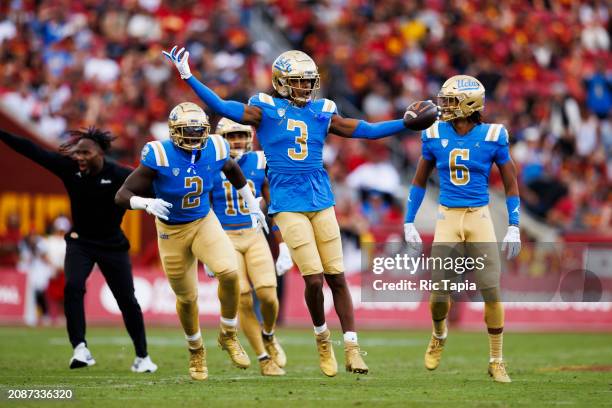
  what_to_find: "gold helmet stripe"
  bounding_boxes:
[485,124,502,142]
[150,141,169,167]
[425,122,440,139]
[256,151,266,169]
[259,93,275,106]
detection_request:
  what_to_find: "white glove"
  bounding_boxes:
[238,186,269,234]
[130,196,173,221]
[204,264,215,278]
[404,222,422,257]
[501,225,521,260]
[162,45,192,79]
[275,242,293,276]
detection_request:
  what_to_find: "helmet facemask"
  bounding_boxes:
[281,75,320,105]
[171,124,210,150]
[225,131,252,160]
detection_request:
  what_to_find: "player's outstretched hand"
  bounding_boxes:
[162,45,192,79]
[501,225,521,260]
[404,222,423,258]
[275,242,293,276]
[248,197,269,234]
[403,100,440,131]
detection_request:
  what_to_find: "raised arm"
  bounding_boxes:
[163,46,262,127]
[115,164,172,221]
[0,128,72,176]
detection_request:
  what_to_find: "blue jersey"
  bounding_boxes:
[248,93,337,214]
[140,136,230,223]
[421,121,511,208]
[210,151,267,230]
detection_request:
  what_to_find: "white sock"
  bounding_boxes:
[489,357,503,363]
[343,331,358,343]
[433,330,447,340]
[220,316,238,327]
[262,329,274,336]
[257,353,269,360]
[185,331,202,342]
[313,323,328,335]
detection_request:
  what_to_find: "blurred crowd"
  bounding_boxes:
[269,0,612,234]
[0,214,69,326]
[0,0,610,244]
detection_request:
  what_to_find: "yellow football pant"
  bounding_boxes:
[273,206,344,276]
[226,228,278,356]
[156,211,239,338]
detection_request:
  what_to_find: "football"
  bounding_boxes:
[403,100,439,131]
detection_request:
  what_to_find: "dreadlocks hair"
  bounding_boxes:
[467,111,483,124]
[59,126,116,155]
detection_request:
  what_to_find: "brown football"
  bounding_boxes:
[403,100,439,131]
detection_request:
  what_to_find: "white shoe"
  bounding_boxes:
[69,342,95,369]
[131,355,158,373]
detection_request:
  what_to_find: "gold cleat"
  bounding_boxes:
[259,357,286,376]
[315,329,337,377]
[188,346,208,381]
[263,334,287,368]
[218,327,251,369]
[344,341,368,374]
[488,361,512,383]
[424,334,446,370]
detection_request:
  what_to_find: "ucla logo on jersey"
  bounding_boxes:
[172,167,180,176]
[277,108,286,117]
[441,139,449,148]
[274,57,292,73]
[456,78,481,91]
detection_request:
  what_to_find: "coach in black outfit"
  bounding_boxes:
[0,127,157,372]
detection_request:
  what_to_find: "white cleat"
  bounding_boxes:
[69,342,96,369]
[131,355,158,373]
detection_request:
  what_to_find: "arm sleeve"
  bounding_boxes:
[185,76,245,122]
[506,195,520,226]
[404,185,426,223]
[0,129,71,176]
[351,119,406,139]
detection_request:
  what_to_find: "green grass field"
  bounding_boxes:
[0,326,610,407]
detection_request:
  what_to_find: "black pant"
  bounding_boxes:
[64,241,148,357]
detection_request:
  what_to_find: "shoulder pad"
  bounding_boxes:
[209,134,229,161]
[255,151,266,170]
[142,141,169,167]
[421,121,440,142]
[320,98,337,114]
[484,124,509,145]
[248,93,276,107]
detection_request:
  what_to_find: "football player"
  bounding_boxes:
[403,75,521,383]
[209,117,292,376]
[115,102,265,381]
[163,46,435,376]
